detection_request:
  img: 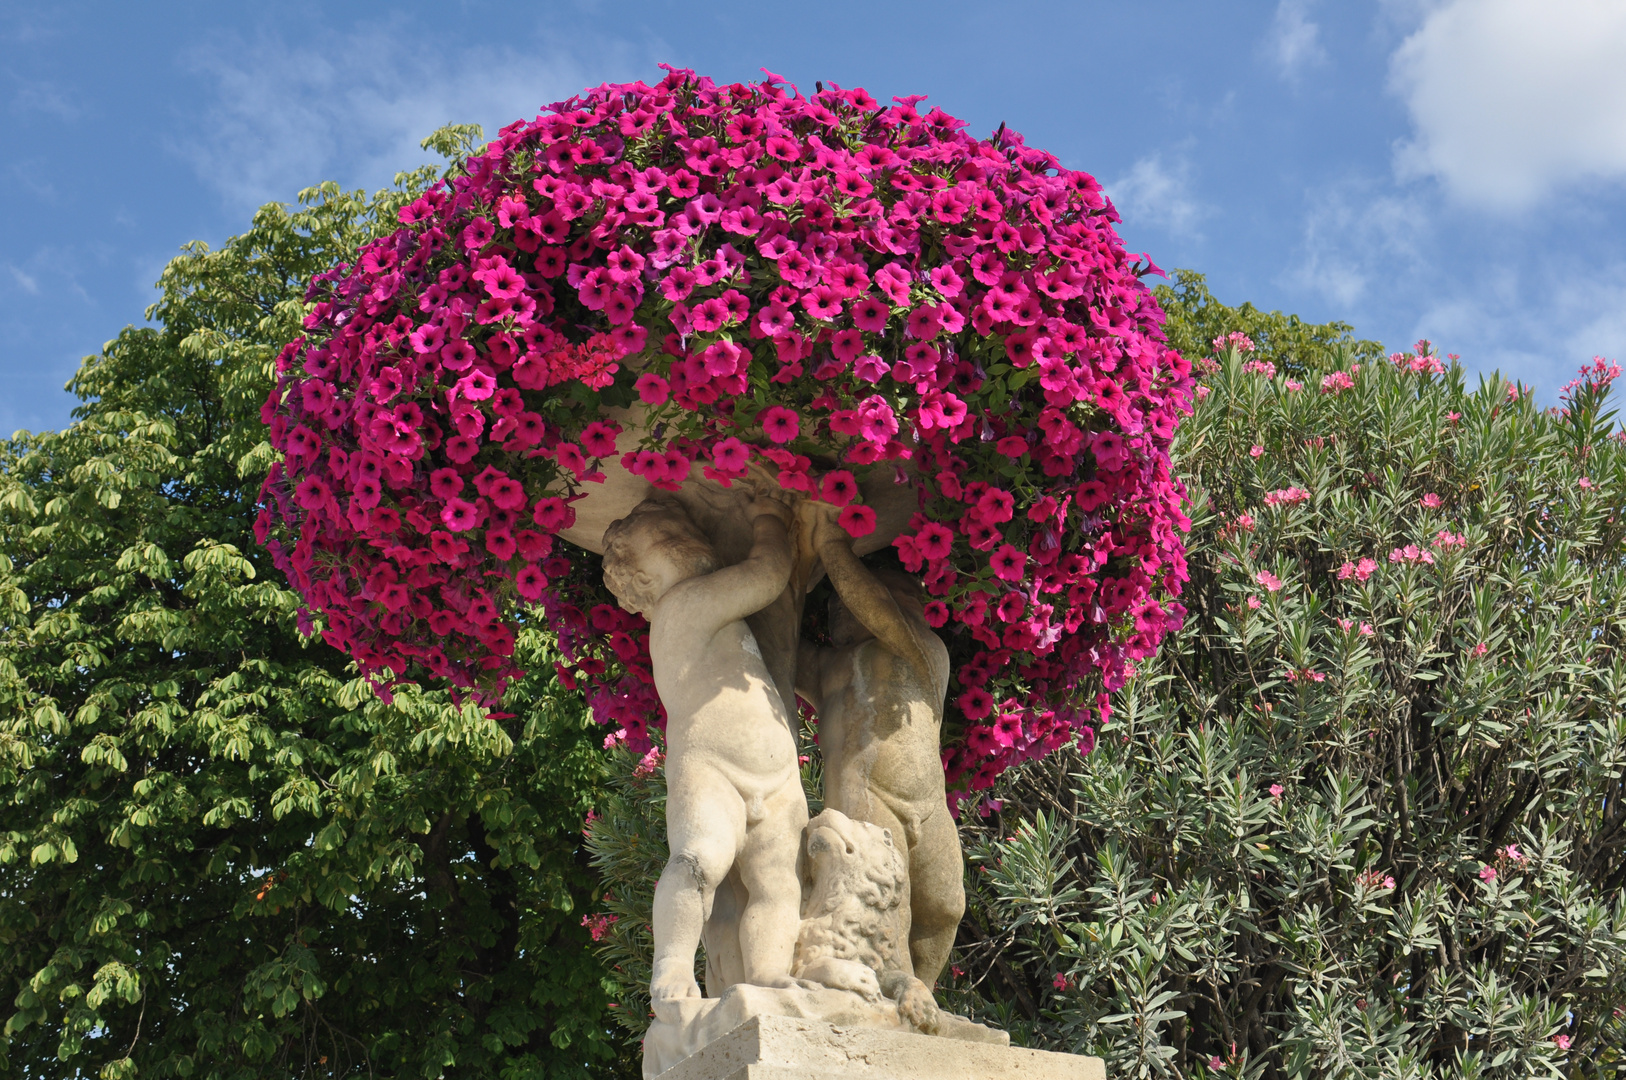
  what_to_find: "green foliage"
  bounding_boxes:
[1152,270,1385,378]
[0,132,630,1079]
[952,334,1626,1077]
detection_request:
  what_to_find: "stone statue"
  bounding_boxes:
[796,503,966,991]
[601,481,1007,1079]
[601,493,810,1005]
[793,809,944,1034]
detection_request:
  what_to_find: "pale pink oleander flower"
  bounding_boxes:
[1320,371,1354,394]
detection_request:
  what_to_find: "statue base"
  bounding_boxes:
[645,1013,1104,1080]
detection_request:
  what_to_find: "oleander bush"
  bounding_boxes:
[948,331,1626,1078]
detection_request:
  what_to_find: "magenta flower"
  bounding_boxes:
[1479,865,1497,883]
[441,499,478,531]
[532,497,575,532]
[710,437,749,474]
[958,687,994,720]
[1051,973,1068,991]
[1254,570,1282,592]
[429,469,464,499]
[635,373,670,405]
[759,406,800,444]
[819,470,858,507]
[260,69,1196,783]
[1421,492,1442,508]
[457,370,497,401]
[1269,783,1284,799]
[838,504,876,538]
[990,544,1026,582]
[851,295,889,332]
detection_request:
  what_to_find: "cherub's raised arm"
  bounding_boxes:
[815,515,935,680]
[673,498,794,636]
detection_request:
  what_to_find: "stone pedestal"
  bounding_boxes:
[649,1014,1106,1080]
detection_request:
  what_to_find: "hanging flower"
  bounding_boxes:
[258,67,1193,786]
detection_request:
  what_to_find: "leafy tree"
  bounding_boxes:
[0,128,631,1080]
[950,332,1626,1077]
[1152,270,1384,378]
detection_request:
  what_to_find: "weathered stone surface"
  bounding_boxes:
[648,1014,1103,1080]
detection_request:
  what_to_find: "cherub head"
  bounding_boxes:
[601,498,718,618]
[828,568,926,647]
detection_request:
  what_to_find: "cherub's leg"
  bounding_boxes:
[735,777,810,987]
[907,805,966,987]
[652,765,746,1002]
[702,867,746,996]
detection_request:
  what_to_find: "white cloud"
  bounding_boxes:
[1406,266,1626,396]
[1285,181,1430,308]
[1267,1,1327,80]
[4,264,39,295]
[1106,153,1204,238]
[176,20,657,209]
[7,75,77,120]
[1390,0,1626,212]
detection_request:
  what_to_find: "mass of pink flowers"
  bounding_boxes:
[257,67,1194,791]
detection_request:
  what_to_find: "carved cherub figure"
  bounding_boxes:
[795,505,966,990]
[601,493,808,1007]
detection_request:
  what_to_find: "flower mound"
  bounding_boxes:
[257,67,1194,791]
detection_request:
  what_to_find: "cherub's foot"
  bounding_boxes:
[650,959,703,1003]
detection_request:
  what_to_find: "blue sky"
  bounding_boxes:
[5,0,1626,436]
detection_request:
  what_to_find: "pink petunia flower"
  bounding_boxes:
[759,406,800,444]
[990,544,1026,582]
[819,470,858,507]
[441,499,478,532]
[838,504,877,537]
